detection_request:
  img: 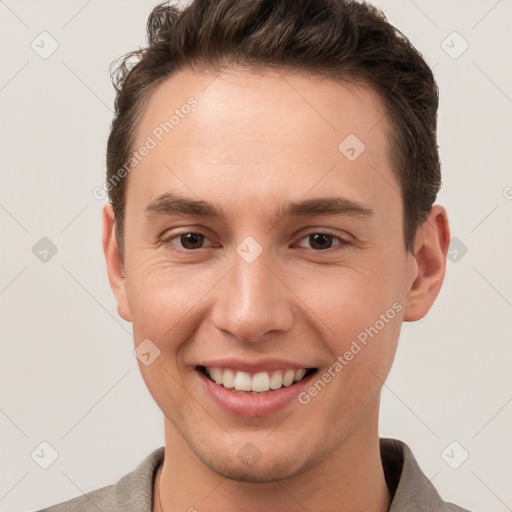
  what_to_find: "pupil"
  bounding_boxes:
[181,233,203,249]
[310,233,332,250]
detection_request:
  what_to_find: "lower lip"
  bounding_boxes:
[196,369,316,417]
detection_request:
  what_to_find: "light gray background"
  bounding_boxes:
[1,1,511,511]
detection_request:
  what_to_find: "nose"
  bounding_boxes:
[211,246,295,343]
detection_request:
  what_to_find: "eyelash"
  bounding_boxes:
[160,230,351,253]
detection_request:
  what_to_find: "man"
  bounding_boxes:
[39,0,471,510]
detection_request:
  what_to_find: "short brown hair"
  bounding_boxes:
[106,0,441,260]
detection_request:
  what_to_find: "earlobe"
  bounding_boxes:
[102,204,132,323]
[403,205,450,322]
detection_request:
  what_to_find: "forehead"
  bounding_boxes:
[127,66,395,215]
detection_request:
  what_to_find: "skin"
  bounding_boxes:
[103,66,450,512]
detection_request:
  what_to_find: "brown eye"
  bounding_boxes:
[308,233,335,250]
[296,232,348,251]
[178,233,205,250]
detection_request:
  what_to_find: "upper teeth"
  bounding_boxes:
[205,367,308,392]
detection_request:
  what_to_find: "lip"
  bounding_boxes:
[199,358,314,373]
[195,366,318,417]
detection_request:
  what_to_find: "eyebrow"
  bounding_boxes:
[144,192,374,221]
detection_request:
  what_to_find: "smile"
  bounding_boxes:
[198,365,317,394]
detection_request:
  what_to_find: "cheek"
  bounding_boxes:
[301,301,402,429]
[292,253,405,332]
[125,255,217,346]
[288,251,405,382]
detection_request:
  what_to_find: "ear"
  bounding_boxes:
[102,203,132,322]
[403,205,450,322]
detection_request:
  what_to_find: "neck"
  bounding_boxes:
[155,403,391,512]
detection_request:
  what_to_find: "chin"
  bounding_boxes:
[204,454,307,483]
[188,437,311,483]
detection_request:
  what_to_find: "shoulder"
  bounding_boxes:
[380,438,472,512]
[33,446,165,512]
[34,484,115,512]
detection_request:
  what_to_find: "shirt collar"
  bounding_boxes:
[381,438,469,511]
[114,438,468,511]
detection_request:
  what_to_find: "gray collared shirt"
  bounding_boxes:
[36,438,471,511]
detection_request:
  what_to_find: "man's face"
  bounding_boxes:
[111,67,418,481]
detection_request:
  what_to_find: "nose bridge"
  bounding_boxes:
[212,242,293,342]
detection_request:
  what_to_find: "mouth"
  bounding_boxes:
[196,365,318,394]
